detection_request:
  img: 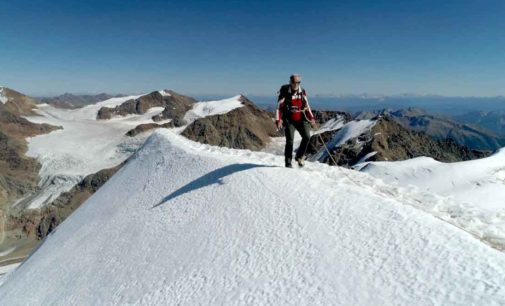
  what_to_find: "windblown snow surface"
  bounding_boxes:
[1,130,504,305]
[358,152,505,250]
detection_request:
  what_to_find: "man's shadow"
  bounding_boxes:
[152,163,276,208]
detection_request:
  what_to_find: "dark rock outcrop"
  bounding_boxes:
[181,96,281,150]
[36,163,123,239]
[309,116,489,167]
[97,90,196,126]
[306,112,353,155]
[0,87,40,116]
[0,87,60,263]
[312,110,352,125]
[7,163,124,241]
[125,122,173,137]
[0,87,60,206]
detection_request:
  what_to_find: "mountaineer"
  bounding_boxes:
[275,74,317,168]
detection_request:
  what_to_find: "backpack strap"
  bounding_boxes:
[279,85,307,122]
[278,85,291,121]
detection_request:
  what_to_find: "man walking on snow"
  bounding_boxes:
[275,74,317,168]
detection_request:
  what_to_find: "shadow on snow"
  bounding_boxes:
[152,163,276,208]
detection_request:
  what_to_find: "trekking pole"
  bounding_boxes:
[308,117,339,166]
[300,110,367,187]
[317,133,339,166]
[298,109,337,165]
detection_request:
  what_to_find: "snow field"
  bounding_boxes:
[358,151,505,250]
[183,95,244,123]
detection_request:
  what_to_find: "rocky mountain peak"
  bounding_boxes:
[96,89,196,125]
[181,95,280,150]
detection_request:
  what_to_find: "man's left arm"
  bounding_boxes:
[302,91,317,128]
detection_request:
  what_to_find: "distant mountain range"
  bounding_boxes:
[356,108,505,151]
[38,93,125,109]
[453,110,505,137]
[96,90,195,126]
[251,94,505,117]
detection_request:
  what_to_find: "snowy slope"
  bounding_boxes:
[359,151,505,249]
[312,116,347,135]
[1,130,504,305]
[0,263,20,285]
[182,95,244,123]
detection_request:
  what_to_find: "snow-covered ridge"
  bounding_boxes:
[183,95,244,123]
[1,129,504,304]
[0,263,20,285]
[312,116,347,135]
[359,150,505,249]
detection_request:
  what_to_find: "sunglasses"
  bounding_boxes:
[292,81,301,84]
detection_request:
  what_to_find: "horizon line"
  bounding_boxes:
[3,85,505,100]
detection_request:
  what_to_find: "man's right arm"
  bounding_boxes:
[275,97,285,129]
[275,87,286,129]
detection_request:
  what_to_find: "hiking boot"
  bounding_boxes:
[285,158,293,168]
[295,156,305,167]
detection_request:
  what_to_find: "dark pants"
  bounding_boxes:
[284,120,311,160]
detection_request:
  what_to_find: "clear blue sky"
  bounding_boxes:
[1,0,504,96]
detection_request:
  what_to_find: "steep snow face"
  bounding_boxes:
[1,129,504,305]
[360,150,505,249]
[183,95,244,123]
[313,116,347,135]
[311,119,376,162]
[0,87,8,104]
